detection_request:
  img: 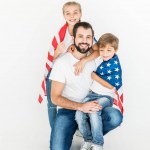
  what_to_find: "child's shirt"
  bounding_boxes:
[63,29,73,52]
[90,54,122,99]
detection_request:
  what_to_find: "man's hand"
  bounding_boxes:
[78,101,102,113]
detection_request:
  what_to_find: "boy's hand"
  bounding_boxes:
[74,59,86,76]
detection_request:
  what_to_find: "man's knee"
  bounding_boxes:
[103,107,123,127]
[109,109,123,127]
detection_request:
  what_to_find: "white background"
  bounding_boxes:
[0,0,150,150]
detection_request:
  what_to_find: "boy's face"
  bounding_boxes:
[63,5,81,26]
[99,44,116,61]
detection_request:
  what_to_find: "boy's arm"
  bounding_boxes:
[91,72,114,89]
[74,44,99,75]
[83,43,99,63]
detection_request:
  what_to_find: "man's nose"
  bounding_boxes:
[82,37,87,43]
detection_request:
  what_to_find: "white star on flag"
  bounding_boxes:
[114,61,118,64]
[107,70,112,74]
[107,63,111,67]
[115,68,119,72]
[115,75,120,79]
[100,66,103,69]
[115,82,120,86]
[107,76,112,80]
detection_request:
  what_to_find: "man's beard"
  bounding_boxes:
[74,42,92,54]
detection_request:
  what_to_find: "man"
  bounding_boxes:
[50,22,123,150]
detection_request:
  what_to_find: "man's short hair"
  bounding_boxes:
[73,22,94,38]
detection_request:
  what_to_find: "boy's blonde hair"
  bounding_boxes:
[62,1,82,14]
[97,33,119,50]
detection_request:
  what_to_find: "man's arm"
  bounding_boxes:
[51,80,102,113]
[91,72,114,89]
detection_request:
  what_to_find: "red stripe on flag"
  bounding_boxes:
[38,94,43,103]
[113,99,117,105]
[52,36,58,50]
[118,99,124,114]
[48,52,53,62]
[42,79,46,95]
[120,94,123,103]
[59,23,68,41]
[46,63,51,72]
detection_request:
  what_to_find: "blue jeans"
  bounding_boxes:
[50,107,123,150]
[50,109,78,150]
[46,73,57,129]
[76,91,114,145]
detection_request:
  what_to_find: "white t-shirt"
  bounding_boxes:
[50,52,96,103]
[90,56,115,98]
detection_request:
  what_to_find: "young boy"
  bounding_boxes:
[76,33,123,150]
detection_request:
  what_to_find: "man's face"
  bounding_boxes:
[74,27,93,54]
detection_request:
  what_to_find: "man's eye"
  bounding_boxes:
[87,37,91,39]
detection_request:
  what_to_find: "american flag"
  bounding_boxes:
[96,54,124,114]
[38,23,68,103]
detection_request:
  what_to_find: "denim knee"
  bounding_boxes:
[107,108,123,127]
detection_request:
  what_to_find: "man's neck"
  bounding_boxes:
[72,49,87,60]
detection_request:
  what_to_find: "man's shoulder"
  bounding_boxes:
[55,52,71,63]
[53,53,73,69]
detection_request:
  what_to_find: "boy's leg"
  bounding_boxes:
[102,107,123,135]
[89,96,113,145]
[75,110,92,141]
[97,96,113,109]
[50,109,78,150]
[75,91,99,141]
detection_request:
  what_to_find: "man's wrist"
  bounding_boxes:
[77,103,83,111]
